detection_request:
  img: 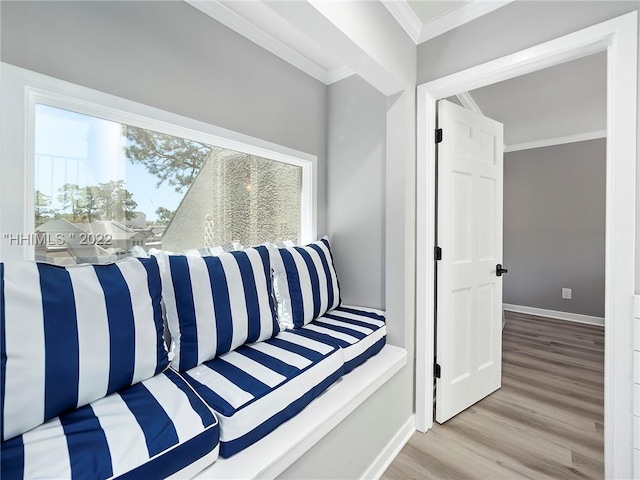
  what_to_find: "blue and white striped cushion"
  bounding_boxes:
[154,246,279,372]
[181,329,344,457]
[0,257,168,441]
[269,237,341,329]
[1,369,219,480]
[298,305,386,373]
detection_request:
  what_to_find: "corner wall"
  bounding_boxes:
[278,71,416,480]
[503,140,606,318]
[326,75,386,310]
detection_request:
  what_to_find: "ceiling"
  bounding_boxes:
[187,0,606,149]
[407,1,468,23]
[450,51,607,150]
[187,1,514,86]
[383,0,513,43]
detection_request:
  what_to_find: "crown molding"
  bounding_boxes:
[186,0,513,87]
[186,0,338,85]
[455,91,483,115]
[381,0,422,44]
[504,130,607,153]
[418,0,514,44]
[326,66,356,85]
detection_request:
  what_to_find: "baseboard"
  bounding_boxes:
[503,303,604,326]
[361,414,415,480]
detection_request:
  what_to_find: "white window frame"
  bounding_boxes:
[0,63,317,262]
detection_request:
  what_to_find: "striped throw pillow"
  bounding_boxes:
[0,256,168,441]
[269,237,341,329]
[154,246,279,372]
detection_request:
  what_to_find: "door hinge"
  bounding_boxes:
[435,128,443,144]
[434,246,442,261]
[434,363,441,379]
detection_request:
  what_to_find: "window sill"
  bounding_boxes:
[191,344,408,479]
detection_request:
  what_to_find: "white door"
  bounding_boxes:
[435,100,504,423]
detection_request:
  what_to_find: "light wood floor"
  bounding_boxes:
[382,311,604,479]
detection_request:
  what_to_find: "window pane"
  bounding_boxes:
[34,104,302,264]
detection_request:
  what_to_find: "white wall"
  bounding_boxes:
[310,0,416,90]
[279,366,413,479]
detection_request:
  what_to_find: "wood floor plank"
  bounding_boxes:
[381,312,604,480]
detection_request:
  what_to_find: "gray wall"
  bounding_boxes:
[326,75,386,310]
[503,140,606,317]
[416,0,640,290]
[468,52,607,147]
[0,0,328,233]
[1,4,412,479]
[417,1,638,84]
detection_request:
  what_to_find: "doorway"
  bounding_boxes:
[415,12,637,479]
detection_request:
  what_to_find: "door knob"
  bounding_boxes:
[496,264,508,277]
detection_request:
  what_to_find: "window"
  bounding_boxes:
[0,65,316,263]
[34,105,303,264]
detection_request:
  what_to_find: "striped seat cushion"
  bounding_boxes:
[269,237,341,329]
[0,257,168,441]
[154,246,279,371]
[180,329,344,457]
[1,369,219,480]
[297,305,386,373]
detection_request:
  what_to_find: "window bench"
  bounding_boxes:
[2,241,402,479]
[194,345,407,479]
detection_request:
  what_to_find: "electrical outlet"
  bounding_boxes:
[562,288,572,300]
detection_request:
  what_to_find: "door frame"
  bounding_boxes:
[415,11,638,479]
